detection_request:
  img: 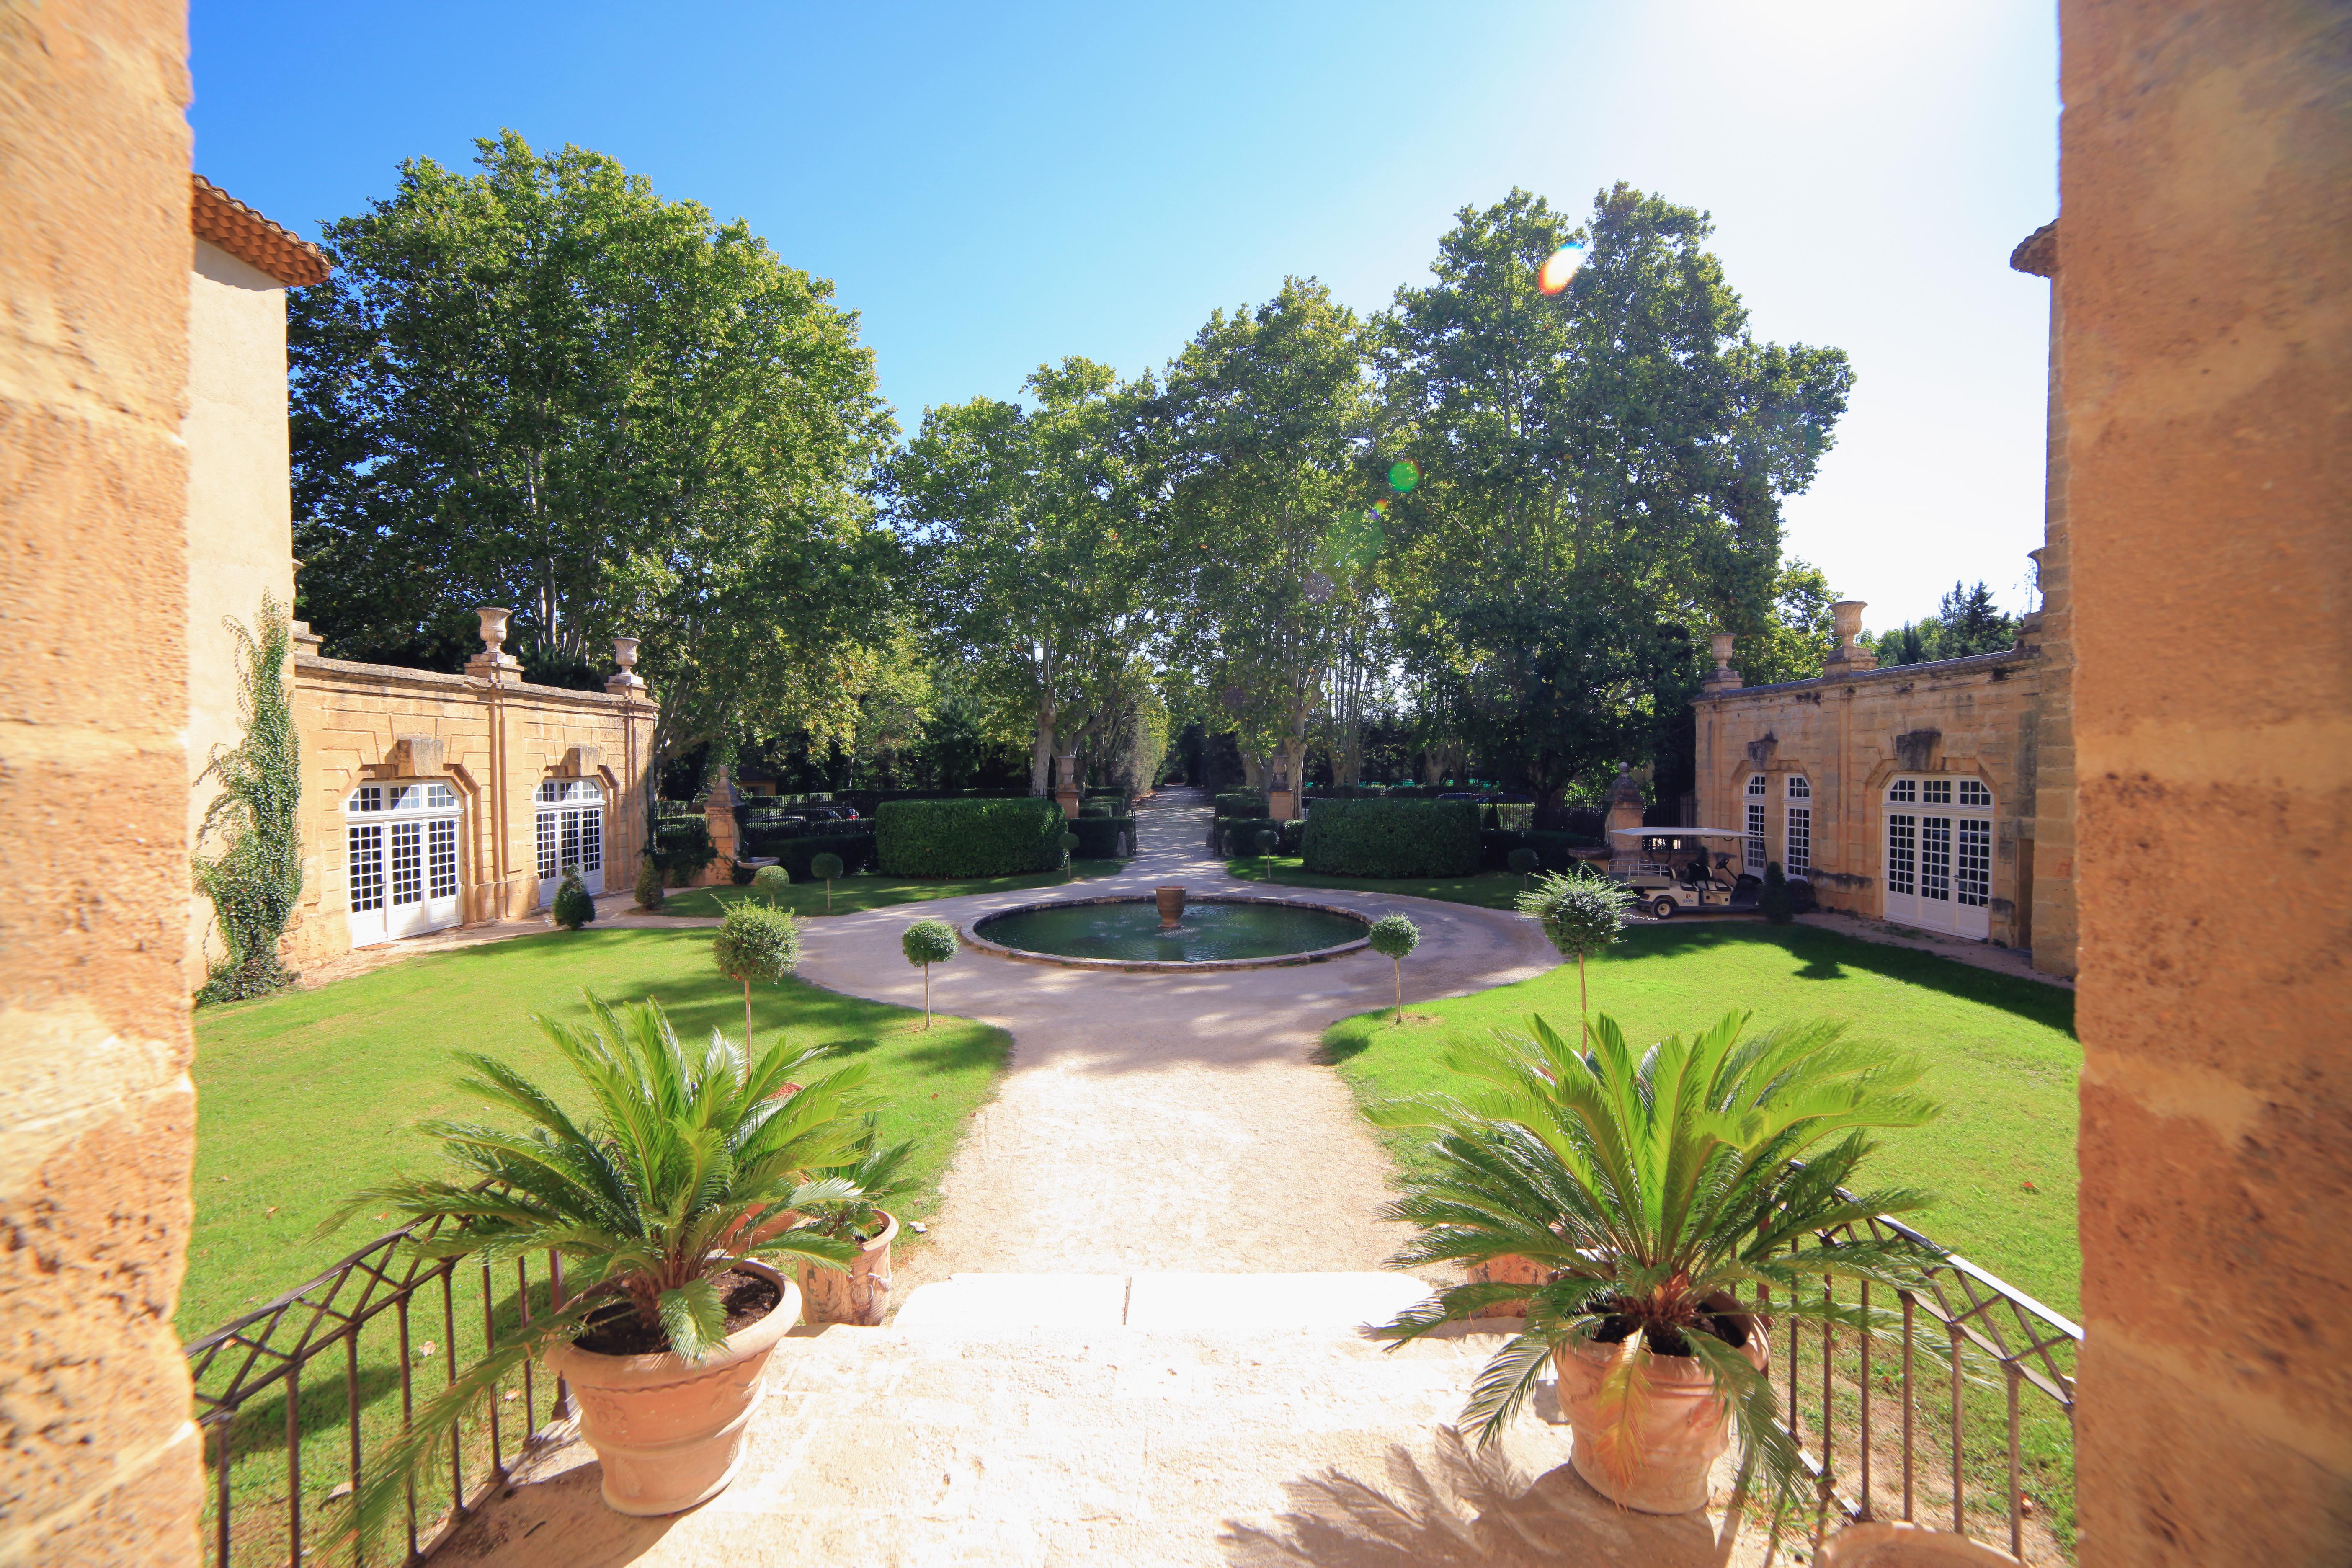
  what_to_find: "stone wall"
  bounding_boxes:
[2063,3,2352,1563]
[1691,647,2058,962]
[284,654,658,969]
[0,0,205,1561]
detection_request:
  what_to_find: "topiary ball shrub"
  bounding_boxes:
[1515,869,1635,1019]
[712,901,802,1048]
[633,857,665,912]
[809,851,845,883]
[1254,828,1278,856]
[901,918,958,1028]
[1059,830,1080,868]
[1761,861,1795,925]
[1507,847,1540,879]
[752,864,792,902]
[1368,913,1421,1024]
[552,869,596,930]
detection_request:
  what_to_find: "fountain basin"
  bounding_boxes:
[966,895,1373,970]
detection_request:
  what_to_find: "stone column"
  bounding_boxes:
[2061,4,2351,1563]
[701,765,743,886]
[1054,754,1081,818]
[1267,765,1295,825]
[0,3,206,1558]
[1603,768,1646,871]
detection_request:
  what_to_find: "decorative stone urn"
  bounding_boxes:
[466,606,524,679]
[797,1210,898,1327]
[607,636,647,694]
[1700,630,1742,693]
[476,606,513,652]
[1155,886,1187,928]
[1552,1299,1769,1514]
[539,1262,801,1517]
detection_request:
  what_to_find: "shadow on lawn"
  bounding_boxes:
[1620,923,2076,1036]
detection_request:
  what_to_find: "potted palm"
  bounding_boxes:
[1371,1008,1942,1519]
[792,1119,918,1326]
[318,996,879,1535]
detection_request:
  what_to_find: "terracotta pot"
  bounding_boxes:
[1551,1300,1770,1514]
[540,1264,801,1516]
[1155,885,1187,927]
[796,1209,898,1326]
[1469,1253,1549,1318]
[1816,1522,2024,1566]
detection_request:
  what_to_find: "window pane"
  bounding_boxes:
[348,824,384,912]
[429,818,459,899]
[536,811,557,880]
[1787,806,1810,874]
[1746,802,1767,871]
[580,809,602,872]
[1957,818,1991,907]
[1920,816,1952,901]
[1886,814,1915,896]
[389,820,423,906]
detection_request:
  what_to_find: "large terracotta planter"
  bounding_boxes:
[1551,1302,1770,1514]
[1817,1522,2023,1566]
[1469,1253,1549,1318]
[1155,885,1187,927]
[540,1264,801,1516]
[796,1210,898,1326]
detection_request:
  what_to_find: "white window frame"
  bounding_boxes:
[1745,775,1768,873]
[1881,773,1993,940]
[535,778,606,902]
[345,780,464,947]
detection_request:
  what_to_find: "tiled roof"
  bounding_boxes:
[2009,221,2056,278]
[191,173,330,287]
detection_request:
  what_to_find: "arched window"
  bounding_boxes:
[1744,775,1768,872]
[536,778,606,900]
[345,781,463,947]
[1785,776,1811,874]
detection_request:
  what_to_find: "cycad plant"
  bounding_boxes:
[797,1117,919,1244]
[1371,1008,1943,1515]
[315,996,877,1544]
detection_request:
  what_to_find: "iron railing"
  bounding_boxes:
[183,1205,571,1568]
[1769,1207,2082,1562]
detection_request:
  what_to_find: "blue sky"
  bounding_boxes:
[191,1,2059,629]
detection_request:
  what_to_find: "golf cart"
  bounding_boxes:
[1609,827,1761,919]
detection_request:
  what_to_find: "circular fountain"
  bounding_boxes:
[966,891,1372,971]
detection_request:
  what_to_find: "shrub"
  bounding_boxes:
[1220,816,1302,857]
[901,918,957,1029]
[1761,861,1795,924]
[752,864,792,901]
[1302,799,1479,879]
[766,831,876,882]
[1066,815,1136,859]
[653,818,717,885]
[1479,828,1604,872]
[1516,869,1637,1022]
[1788,876,1818,915]
[632,857,665,912]
[1215,791,1270,819]
[712,901,802,1047]
[809,851,845,882]
[1506,847,1540,880]
[552,869,596,931]
[1058,829,1080,869]
[876,798,1063,878]
[1368,913,1421,1024]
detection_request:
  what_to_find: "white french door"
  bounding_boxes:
[536,779,606,903]
[346,781,464,947]
[1882,776,1993,940]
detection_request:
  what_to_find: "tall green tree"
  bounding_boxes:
[290,130,899,778]
[1377,186,1852,822]
[892,358,1148,796]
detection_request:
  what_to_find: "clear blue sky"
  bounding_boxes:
[191,0,2059,630]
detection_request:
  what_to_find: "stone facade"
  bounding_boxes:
[283,641,658,968]
[0,1,206,1560]
[2062,3,2352,1563]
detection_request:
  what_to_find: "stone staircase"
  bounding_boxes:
[436,1274,1769,1567]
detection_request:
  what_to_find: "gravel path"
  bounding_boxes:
[788,789,1559,1300]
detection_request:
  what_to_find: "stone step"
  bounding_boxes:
[891,1270,1442,1333]
[437,1282,1768,1567]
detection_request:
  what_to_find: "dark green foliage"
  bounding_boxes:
[1253,828,1279,855]
[1057,830,1081,867]
[632,857,666,912]
[1065,815,1136,859]
[1368,914,1421,960]
[1479,803,1536,831]
[751,865,793,901]
[1478,829,1602,872]
[652,819,717,885]
[1215,792,1270,819]
[728,859,757,886]
[1868,581,2020,668]
[1787,875,1817,915]
[1761,861,1795,924]
[1220,816,1303,856]
[901,919,958,967]
[808,852,845,882]
[552,870,596,931]
[1506,848,1540,877]
[195,597,303,1002]
[740,828,877,878]
[1302,799,1480,879]
[875,798,1063,878]
[1516,869,1636,961]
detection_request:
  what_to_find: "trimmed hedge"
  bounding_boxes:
[1067,815,1137,859]
[876,798,1063,878]
[1220,816,1303,857]
[1478,828,1605,872]
[1215,792,1270,819]
[1302,799,1480,879]
[765,831,877,881]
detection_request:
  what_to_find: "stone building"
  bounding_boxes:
[1684,224,2078,979]
[178,178,661,972]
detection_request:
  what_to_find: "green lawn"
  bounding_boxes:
[1322,921,2081,1315]
[654,858,1127,918]
[186,927,1009,1336]
[1224,854,1530,910]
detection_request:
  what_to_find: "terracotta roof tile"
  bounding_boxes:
[191,173,331,287]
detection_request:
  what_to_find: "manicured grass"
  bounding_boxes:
[1224,854,1531,910]
[1322,921,2081,1315]
[653,858,1127,918]
[186,927,1009,1335]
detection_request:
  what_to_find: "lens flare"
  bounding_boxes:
[1387,459,1420,494]
[1538,244,1585,296]
[1371,499,1390,518]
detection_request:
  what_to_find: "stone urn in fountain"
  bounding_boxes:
[1155,886,1187,928]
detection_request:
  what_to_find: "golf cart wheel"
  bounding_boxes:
[1650,896,1678,920]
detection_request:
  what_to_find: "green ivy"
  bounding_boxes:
[195,596,302,1003]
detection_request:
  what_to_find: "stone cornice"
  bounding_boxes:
[1691,645,2036,707]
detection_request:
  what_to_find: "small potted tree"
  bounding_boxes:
[793,1119,918,1326]
[1371,1009,1940,1521]
[319,998,877,1532]
[552,865,596,930]
[713,901,801,1052]
[1368,913,1419,1025]
[902,918,956,1029]
[809,850,845,913]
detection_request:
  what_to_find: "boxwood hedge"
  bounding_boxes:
[765,830,877,881]
[1220,816,1303,856]
[1067,815,1137,859]
[876,798,1064,878]
[1301,799,1480,879]
[1215,791,1270,819]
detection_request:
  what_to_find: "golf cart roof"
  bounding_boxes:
[1608,827,1749,841]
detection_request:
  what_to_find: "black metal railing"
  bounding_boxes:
[183,1205,570,1567]
[1771,1208,2081,1562]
